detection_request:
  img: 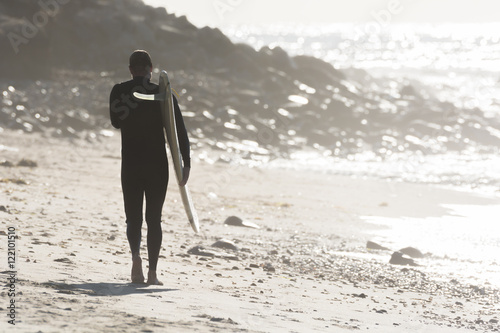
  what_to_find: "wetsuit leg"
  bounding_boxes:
[144,161,168,271]
[121,165,145,256]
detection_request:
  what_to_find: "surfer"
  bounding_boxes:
[109,50,191,285]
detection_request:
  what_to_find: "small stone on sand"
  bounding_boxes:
[17,159,38,167]
[54,257,74,264]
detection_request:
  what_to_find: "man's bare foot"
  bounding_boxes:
[131,256,145,284]
[147,270,163,285]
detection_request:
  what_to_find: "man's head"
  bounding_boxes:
[129,50,153,77]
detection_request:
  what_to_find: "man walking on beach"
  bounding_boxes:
[109,50,191,285]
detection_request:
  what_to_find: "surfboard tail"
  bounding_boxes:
[189,218,200,233]
[180,185,200,233]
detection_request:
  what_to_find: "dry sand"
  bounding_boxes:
[0,129,499,332]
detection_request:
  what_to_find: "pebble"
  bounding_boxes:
[54,258,74,264]
[263,263,276,272]
[0,160,14,167]
[17,159,37,167]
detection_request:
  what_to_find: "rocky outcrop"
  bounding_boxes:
[1,0,499,158]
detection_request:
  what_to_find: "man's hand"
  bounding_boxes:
[179,166,190,186]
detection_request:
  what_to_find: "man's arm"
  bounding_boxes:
[173,95,191,185]
[109,84,124,129]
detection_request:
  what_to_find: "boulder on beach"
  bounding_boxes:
[212,239,239,251]
[187,245,240,261]
[224,216,260,229]
[389,251,418,266]
[187,245,216,257]
[366,241,390,251]
[398,247,425,258]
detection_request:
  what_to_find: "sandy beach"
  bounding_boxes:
[0,128,499,332]
[2,1,500,332]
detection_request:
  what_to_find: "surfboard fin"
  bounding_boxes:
[133,92,167,101]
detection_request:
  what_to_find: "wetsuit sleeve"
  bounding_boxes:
[173,95,191,168]
[109,84,123,129]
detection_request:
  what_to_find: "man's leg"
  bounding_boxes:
[144,162,168,285]
[122,166,145,283]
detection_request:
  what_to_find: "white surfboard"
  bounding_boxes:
[134,70,200,233]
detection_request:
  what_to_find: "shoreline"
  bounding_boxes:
[0,129,499,332]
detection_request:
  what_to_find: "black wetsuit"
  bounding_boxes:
[109,76,190,271]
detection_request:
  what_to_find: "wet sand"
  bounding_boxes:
[0,129,499,332]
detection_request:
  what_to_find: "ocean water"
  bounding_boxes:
[223,23,500,288]
[362,205,500,288]
[222,23,500,194]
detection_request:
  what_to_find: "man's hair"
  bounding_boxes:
[129,50,153,71]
